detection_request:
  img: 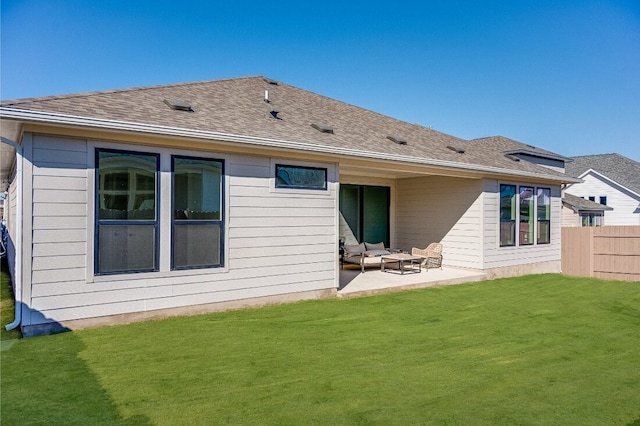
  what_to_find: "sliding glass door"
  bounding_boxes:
[339,184,390,247]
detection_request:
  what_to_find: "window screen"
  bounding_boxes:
[96,149,158,274]
[172,156,224,269]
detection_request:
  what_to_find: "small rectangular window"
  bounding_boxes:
[599,196,607,205]
[500,184,516,247]
[275,164,327,190]
[96,149,159,274]
[172,156,224,269]
[537,188,551,244]
[588,196,595,202]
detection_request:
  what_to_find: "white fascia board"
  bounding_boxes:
[578,168,640,200]
[1,107,580,183]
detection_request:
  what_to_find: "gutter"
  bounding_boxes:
[1,107,581,184]
[1,137,23,331]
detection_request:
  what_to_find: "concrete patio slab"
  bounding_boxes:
[338,264,486,298]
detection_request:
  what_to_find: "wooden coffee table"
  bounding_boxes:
[380,253,422,274]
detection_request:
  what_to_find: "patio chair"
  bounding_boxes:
[411,243,443,271]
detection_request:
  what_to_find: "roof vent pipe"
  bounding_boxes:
[265,90,270,103]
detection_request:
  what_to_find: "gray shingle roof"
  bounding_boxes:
[467,136,571,162]
[562,193,613,212]
[565,154,640,195]
[1,76,570,180]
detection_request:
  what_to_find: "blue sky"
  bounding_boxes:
[2,0,639,160]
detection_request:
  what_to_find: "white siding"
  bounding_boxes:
[25,135,339,326]
[561,205,581,227]
[395,176,483,269]
[482,180,562,269]
[30,136,88,297]
[565,173,640,226]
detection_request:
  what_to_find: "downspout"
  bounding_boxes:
[1,137,23,331]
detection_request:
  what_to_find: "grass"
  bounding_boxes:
[1,274,639,425]
[0,257,21,341]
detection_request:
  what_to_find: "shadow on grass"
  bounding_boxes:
[1,256,21,341]
[1,257,150,424]
[1,322,152,424]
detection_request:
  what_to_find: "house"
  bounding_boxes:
[564,154,640,226]
[0,76,579,336]
[561,193,613,227]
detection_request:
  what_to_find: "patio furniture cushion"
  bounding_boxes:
[363,249,391,257]
[365,242,386,251]
[344,242,366,255]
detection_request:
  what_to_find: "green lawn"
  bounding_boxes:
[1,274,639,425]
[1,257,21,341]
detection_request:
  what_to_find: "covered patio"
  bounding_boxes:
[338,264,486,298]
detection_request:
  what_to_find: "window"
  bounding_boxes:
[96,149,159,274]
[581,213,603,227]
[172,156,224,269]
[588,196,595,202]
[275,164,327,190]
[500,184,516,247]
[537,188,551,244]
[500,184,552,247]
[519,186,534,245]
[599,196,607,205]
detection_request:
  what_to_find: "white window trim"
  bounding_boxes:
[269,158,335,196]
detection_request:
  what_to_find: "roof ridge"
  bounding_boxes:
[571,153,619,159]
[1,75,264,106]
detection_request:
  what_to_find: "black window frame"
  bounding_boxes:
[171,155,225,270]
[519,186,535,246]
[500,184,553,248]
[500,184,517,247]
[95,148,160,275]
[536,187,551,245]
[275,164,328,190]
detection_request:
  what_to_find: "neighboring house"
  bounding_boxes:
[0,76,579,336]
[561,193,613,227]
[565,154,640,226]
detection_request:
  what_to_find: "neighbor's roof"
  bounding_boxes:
[566,153,640,196]
[1,76,575,182]
[562,193,613,212]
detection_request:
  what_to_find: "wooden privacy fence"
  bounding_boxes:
[562,226,640,282]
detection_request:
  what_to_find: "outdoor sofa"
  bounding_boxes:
[342,242,392,273]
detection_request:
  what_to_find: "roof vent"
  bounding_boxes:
[164,98,193,112]
[447,145,465,154]
[387,135,408,145]
[311,123,334,134]
[505,153,521,162]
[263,78,279,85]
[270,110,281,120]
